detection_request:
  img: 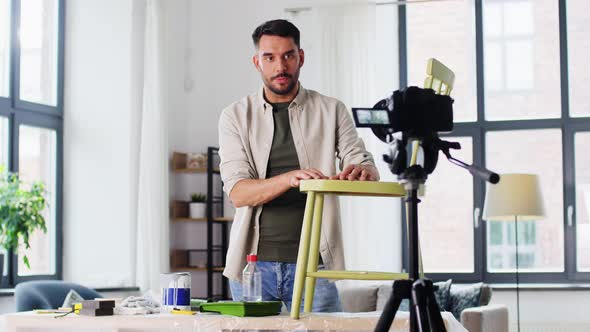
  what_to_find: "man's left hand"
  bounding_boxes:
[330,164,378,181]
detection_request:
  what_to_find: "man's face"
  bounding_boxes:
[253,35,304,96]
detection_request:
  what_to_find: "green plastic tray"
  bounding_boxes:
[199,301,282,317]
[190,299,209,311]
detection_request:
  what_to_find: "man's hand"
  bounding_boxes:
[283,168,328,187]
[330,164,378,181]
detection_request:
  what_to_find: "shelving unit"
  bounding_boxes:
[170,147,232,300]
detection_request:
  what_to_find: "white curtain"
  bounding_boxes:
[133,0,170,292]
[290,3,402,273]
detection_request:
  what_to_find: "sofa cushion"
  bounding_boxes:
[448,282,485,320]
[336,281,379,312]
[376,279,452,312]
[479,284,492,306]
[433,279,452,311]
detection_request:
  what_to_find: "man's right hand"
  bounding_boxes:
[283,168,327,188]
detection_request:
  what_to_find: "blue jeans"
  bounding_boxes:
[229,261,342,313]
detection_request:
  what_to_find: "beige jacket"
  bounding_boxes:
[218,85,377,281]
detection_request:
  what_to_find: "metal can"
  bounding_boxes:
[160,272,191,313]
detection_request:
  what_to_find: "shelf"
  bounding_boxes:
[170,148,228,300]
[172,167,206,173]
[171,266,225,272]
[171,217,233,223]
[172,167,220,174]
[187,248,222,252]
[172,217,207,222]
[213,217,233,222]
[170,152,220,173]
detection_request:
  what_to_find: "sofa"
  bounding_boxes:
[336,280,508,332]
[15,280,103,312]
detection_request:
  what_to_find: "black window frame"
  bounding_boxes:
[0,0,64,288]
[398,0,590,284]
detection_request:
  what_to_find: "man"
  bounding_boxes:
[218,19,379,312]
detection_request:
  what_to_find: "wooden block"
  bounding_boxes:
[79,308,114,316]
[171,249,188,268]
[171,200,189,218]
[81,299,115,310]
[171,152,188,170]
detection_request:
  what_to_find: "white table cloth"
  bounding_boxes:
[0,311,467,332]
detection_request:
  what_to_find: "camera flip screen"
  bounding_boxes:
[352,108,391,127]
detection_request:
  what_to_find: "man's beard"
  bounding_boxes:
[266,73,298,95]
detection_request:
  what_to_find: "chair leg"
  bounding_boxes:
[304,193,324,313]
[290,192,316,319]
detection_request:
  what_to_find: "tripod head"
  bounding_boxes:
[384,134,499,185]
[352,86,499,184]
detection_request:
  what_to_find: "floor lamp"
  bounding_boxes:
[482,174,545,332]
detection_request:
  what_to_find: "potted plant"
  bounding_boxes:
[189,193,206,219]
[0,167,47,278]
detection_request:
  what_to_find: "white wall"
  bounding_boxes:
[170,0,285,154]
[61,0,289,291]
[491,289,590,331]
[63,0,136,287]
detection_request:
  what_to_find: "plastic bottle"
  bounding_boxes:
[242,254,262,302]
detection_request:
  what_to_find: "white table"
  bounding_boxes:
[0,311,467,332]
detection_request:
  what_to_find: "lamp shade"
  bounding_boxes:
[483,173,545,221]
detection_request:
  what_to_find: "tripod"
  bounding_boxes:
[375,164,446,332]
[374,138,499,332]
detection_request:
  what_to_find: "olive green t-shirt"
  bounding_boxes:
[257,102,307,263]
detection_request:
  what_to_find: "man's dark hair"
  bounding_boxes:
[252,19,300,49]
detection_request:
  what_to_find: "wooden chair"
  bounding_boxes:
[290,58,455,319]
[424,57,455,95]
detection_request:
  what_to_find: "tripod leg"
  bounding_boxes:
[374,280,411,332]
[412,279,431,332]
[374,293,402,332]
[424,283,446,332]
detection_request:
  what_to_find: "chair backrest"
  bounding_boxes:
[14,280,102,311]
[424,58,455,96]
[411,58,455,278]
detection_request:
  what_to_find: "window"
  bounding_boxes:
[0,0,63,287]
[483,0,560,121]
[18,0,59,106]
[397,0,590,283]
[406,0,477,122]
[575,132,590,272]
[483,1,535,92]
[487,221,536,271]
[0,0,9,97]
[419,137,474,273]
[486,129,564,273]
[567,0,590,118]
[0,116,8,277]
[0,117,8,166]
[17,125,57,276]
